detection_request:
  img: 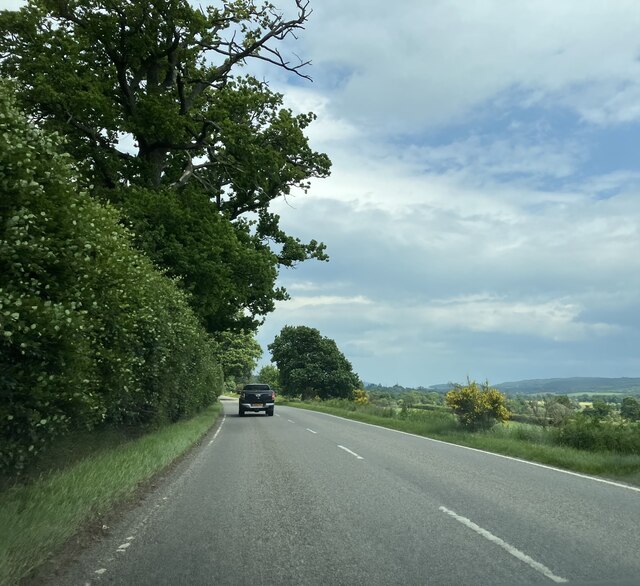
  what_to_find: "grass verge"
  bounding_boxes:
[284,400,640,486]
[0,402,222,586]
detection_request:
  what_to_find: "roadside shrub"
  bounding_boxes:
[0,86,222,470]
[509,413,551,426]
[555,415,640,454]
[621,397,640,421]
[583,400,612,420]
[445,379,510,431]
[411,404,451,414]
[352,389,369,405]
[320,398,357,411]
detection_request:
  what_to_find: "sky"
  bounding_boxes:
[3,0,640,387]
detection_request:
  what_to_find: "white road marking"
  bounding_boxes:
[95,568,107,575]
[306,428,317,434]
[305,410,640,493]
[439,506,567,583]
[209,415,226,445]
[116,542,131,552]
[287,419,295,423]
[275,413,281,417]
[338,445,364,460]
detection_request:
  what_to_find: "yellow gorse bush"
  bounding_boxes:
[353,389,369,405]
[445,379,510,431]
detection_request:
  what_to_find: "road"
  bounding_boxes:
[48,398,640,585]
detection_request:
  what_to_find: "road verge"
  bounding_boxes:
[284,400,640,487]
[0,402,222,586]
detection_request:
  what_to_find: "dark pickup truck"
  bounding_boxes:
[238,384,275,417]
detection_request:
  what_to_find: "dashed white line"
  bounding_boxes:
[95,568,107,575]
[275,413,281,417]
[338,445,364,460]
[439,506,567,583]
[287,419,295,423]
[306,428,317,434]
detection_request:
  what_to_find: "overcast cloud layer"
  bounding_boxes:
[3,0,640,386]
[255,0,640,386]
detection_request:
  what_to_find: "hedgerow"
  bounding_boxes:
[554,415,640,454]
[0,84,222,471]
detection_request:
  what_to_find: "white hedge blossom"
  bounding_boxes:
[1,83,223,471]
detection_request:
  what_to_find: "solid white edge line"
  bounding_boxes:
[209,414,226,445]
[306,428,318,434]
[290,408,640,493]
[439,506,568,583]
[338,445,364,460]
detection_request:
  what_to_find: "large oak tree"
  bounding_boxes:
[0,0,331,331]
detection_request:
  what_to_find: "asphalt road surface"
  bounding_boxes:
[47,398,640,585]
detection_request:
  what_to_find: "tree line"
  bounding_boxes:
[0,0,330,471]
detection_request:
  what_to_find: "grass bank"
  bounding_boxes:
[284,400,640,486]
[0,402,222,586]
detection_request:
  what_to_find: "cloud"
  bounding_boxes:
[270,288,618,344]
[406,134,586,183]
[300,0,640,133]
[414,295,618,341]
[257,277,630,385]
[278,295,372,310]
[257,101,640,384]
[0,0,24,9]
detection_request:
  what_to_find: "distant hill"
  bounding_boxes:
[429,377,640,396]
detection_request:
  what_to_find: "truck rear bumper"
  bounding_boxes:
[240,402,275,410]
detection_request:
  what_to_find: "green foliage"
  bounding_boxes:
[223,377,239,395]
[288,398,458,435]
[364,384,445,406]
[257,364,280,390]
[268,326,361,399]
[0,87,222,470]
[0,1,328,191]
[554,395,572,408]
[583,400,613,420]
[526,396,575,428]
[210,329,262,383]
[555,415,640,454]
[621,397,640,421]
[113,185,282,332]
[1,1,332,331]
[445,380,510,431]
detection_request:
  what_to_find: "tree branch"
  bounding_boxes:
[183,0,311,112]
